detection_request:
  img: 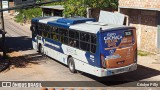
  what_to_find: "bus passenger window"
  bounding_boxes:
[51,33,59,41]
[59,28,68,36]
[91,35,96,44]
[91,45,96,53]
[74,31,79,40]
[59,28,68,44]
[38,30,42,36]
[63,37,68,44]
[38,23,40,30]
[69,39,78,47]
[43,31,48,37]
[69,30,74,38]
[55,27,59,34]
[45,25,49,31]
[52,27,59,34]
[80,33,90,42]
[60,36,68,44]
[69,39,75,46]
[40,24,45,30]
[80,42,90,51]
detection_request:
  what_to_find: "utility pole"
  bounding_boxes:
[0,0,6,59]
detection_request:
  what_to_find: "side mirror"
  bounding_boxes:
[30,26,35,32]
[30,26,33,31]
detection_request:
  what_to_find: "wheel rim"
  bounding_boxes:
[69,61,74,70]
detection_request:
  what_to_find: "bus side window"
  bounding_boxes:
[80,32,90,51]
[80,41,90,51]
[74,31,79,40]
[69,39,79,48]
[38,23,40,30]
[59,28,68,44]
[80,33,90,42]
[91,44,96,53]
[69,30,79,48]
[91,34,96,44]
[90,34,97,53]
[69,30,74,38]
[51,32,59,41]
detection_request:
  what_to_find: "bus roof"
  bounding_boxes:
[31,17,133,34]
[31,16,62,24]
[69,22,132,34]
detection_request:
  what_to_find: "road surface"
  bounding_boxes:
[0,13,160,90]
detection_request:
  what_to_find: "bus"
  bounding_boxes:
[30,16,137,77]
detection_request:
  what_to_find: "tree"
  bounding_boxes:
[64,0,118,17]
[63,0,87,17]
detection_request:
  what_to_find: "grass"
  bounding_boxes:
[138,50,151,56]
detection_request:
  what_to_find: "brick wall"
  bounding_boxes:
[120,9,158,52]
[119,0,160,9]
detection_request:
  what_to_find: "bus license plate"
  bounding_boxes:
[116,68,125,73]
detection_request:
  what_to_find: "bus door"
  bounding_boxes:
[31,22,39,50]
[100,28,137,69]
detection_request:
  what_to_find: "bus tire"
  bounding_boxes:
[38,44,43,53]
[68,57,76,73]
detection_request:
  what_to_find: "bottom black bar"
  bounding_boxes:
[0,81,159,87]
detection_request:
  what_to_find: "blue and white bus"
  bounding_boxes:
[30,16,137,77]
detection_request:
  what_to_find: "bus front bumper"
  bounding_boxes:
[99,63,137,77]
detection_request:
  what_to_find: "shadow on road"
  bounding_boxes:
[5,36,32,52]
[7,53,46,68]
[81,64,160,86]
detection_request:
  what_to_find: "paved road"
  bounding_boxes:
[0,13,160,90]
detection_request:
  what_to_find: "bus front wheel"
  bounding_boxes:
[38,44,43,53]
[68,57,76,73]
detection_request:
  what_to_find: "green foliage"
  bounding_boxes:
[44,1,65,6]
[15,0,118,22]
[15,1,64,23]
[64,0,118,17]
[15,8,42,23]
[64,0,87,17]
[138,50,150,56]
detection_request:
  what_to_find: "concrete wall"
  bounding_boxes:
[120,9,159,52]
[119,0,160,9]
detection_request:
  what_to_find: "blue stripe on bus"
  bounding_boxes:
[43,38,64,54]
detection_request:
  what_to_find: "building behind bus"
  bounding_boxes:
[119,0,160,53]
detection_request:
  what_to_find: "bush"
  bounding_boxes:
[15,8,42,23]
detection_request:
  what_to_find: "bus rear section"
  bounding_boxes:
[99,27,137,76]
